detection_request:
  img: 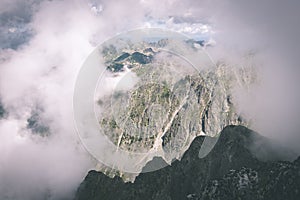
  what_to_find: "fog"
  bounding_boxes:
[0,0,300,199]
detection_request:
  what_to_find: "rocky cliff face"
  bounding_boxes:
[75,126,300,200]
[95,42,250,175]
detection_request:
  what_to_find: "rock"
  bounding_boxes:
[75,125,300,200]
[0,99,7,119]
[130,52,153,64]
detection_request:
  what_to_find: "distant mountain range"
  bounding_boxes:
[75,125,300,200]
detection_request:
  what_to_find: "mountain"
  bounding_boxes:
[97,45,247,173]
[0,100,6,119]
[74,125,300,200]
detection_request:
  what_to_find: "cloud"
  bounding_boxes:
[0,0,173,199]
[0,1,100,199]
[0,0,300,199]
[0,118,92,200]
[207,0,300,152]
[0,0,40,50]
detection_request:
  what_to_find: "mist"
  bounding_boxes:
[0,0,300,199]
[207,0,300,152]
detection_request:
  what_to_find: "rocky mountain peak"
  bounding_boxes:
[75,125,300,200]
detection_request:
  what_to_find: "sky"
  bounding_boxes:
[0,0,300,199]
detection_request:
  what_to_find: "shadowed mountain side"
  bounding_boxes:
[75,125,300,200]
[0,100,6,119]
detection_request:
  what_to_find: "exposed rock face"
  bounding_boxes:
[97,45,247,172]
[75,126,299,200]
[26,111,49,136]
[25,107,50,136]
[74,30,258,178]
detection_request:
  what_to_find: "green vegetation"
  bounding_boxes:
[109,119,118,129]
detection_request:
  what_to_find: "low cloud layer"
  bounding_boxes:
[208,0,300,152]
[0,0,300,199]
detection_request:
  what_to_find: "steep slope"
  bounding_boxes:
[75,126,300,200]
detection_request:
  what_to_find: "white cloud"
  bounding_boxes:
[0,1,101,199]
[0,0,300,199]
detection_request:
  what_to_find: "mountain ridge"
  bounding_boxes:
[75,125,300,200]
